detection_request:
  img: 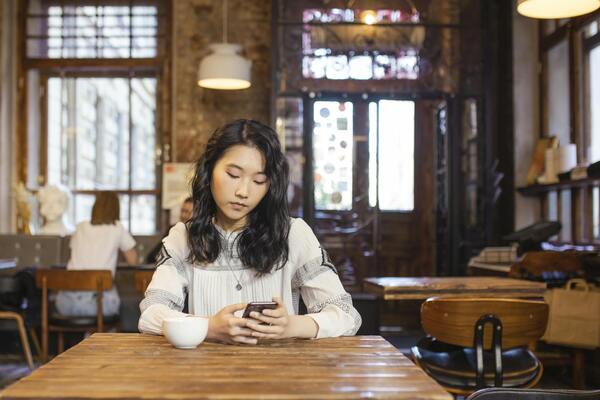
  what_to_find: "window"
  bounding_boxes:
[588,37,600,162]
[313,100,354,210]
[369,100,415,211]
[301,8,421,81]
[311,99,415,212]
[26,1,165,59]
[585,18,600,238]
[22,0,168,234]
[46,76,157,232]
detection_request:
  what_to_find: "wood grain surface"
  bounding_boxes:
[363,277,546,300]
[0,333,453,400]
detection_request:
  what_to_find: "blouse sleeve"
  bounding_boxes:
[118,222,136,251]
[289,219,362,338]
[138,222,191,335]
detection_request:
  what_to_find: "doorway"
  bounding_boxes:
[304,96,439,289]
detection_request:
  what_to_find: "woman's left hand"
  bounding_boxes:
[246,297,291,339]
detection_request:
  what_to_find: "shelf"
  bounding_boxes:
[517,177,600,196]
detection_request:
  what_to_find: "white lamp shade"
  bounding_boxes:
[197,43,251,90]
[517,0,600,19]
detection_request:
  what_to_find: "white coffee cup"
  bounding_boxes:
[162,316,208,349]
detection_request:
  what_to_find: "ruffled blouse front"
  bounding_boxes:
[138,218,361,338]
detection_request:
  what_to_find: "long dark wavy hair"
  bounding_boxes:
[187,119,290,275]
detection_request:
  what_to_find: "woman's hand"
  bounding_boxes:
[246,297,290,339]
[207,303,257,345]
[246,297,318,340]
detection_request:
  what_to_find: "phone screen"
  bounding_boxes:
[242,301,278,318]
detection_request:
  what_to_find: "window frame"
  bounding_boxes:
[16,0,172,234]
[537,11,600,243]
[583,22,600,159]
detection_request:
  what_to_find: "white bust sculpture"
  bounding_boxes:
[37,184,74,236]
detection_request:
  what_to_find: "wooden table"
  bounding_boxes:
[0,333,453,400]
[363,276,546,300]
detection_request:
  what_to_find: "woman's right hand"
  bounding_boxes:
[206,303,257,345]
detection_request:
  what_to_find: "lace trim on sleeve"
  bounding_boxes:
[292,248,338,289]
[307,293,362,336]
[155,244,187,278]
[140,288,185,313]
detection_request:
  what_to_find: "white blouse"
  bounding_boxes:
[138,218,361,339]
[68,221,136,276]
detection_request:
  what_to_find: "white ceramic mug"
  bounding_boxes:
[162,316,208,349]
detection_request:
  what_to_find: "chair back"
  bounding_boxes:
[134,270,154,294]
[467,388,600,400]
[421,297,548,349]
[36,269,113,291]
[35,269,113,363]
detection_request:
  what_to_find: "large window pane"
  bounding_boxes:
[589,44,600,239]
[301,8,421,81]
[130,195,156,234]
[131,78,157,190]
[26,1,164,59]
[313,101,353,210]
[71,193,95,227]
[46,76,157,234]
[47,77,134,190]
[368,102,378,208]
[590,45,600,163]
[375,100,414,211]
[547,40,570,145]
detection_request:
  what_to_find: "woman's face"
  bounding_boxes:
[210,144,270,231]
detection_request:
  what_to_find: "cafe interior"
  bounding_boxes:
[1,0,600,398]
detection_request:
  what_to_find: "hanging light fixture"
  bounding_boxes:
[197,0,251,90]
[360,10,378,25]
[517,0,600,19]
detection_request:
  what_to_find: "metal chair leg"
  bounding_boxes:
[15,314,35,370]
[0,311,34,370]
[29,328,42,360]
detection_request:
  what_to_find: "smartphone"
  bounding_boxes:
[242,301,278,318]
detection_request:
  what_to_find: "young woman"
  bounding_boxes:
[138,119,361,344]
[55,192,139,317]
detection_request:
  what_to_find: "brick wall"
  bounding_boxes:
[172,0,272,162]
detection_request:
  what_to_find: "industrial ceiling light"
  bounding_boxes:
[197,0,251,90]
[517,0,600,19]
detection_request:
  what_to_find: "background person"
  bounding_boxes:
[55,192,139,317]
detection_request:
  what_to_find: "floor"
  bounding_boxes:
[0,330,588,395]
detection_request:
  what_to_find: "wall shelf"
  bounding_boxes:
[516,177,600,243]
[517,177,600,196]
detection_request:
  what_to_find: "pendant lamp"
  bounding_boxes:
[197,0,251,90]
[517,0,600,19]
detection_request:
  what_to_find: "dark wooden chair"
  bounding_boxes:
[467,387,600,400]
[411,297,549,396]
[36,269,119,363]
[134,270,154,295]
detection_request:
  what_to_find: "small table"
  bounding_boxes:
[0,333,453,400]
[363,276,547,300]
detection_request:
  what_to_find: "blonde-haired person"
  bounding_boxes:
[55,192,139,317]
